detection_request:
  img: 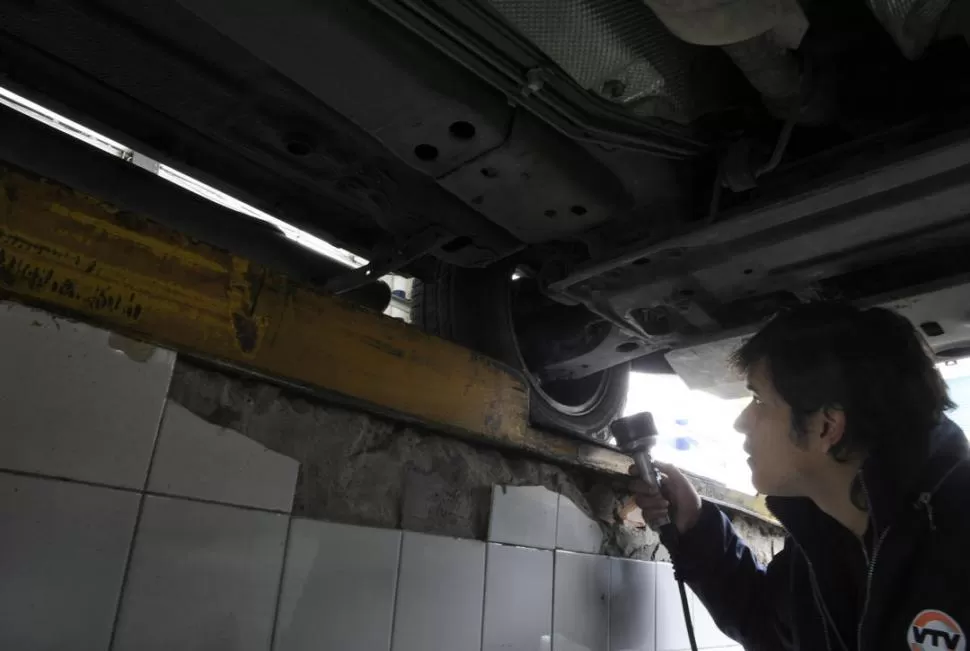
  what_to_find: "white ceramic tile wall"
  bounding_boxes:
[482,543,553,651]
[0,302,175,488]
[391,532,486,651]
[112,496,289,651]
[0,472,139,651]
[148,401,299,511]
[275,519,401,651]
[488,485,559,550]
[0,300,744,651]
[553,550,611,651]
[556,496,604,554]
[610,558,657,651]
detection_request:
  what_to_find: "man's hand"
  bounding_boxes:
[629,461,703,534]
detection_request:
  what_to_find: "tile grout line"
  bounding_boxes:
[143,487,292,514]
[0,467,125,494]
[654,561,658,651]
[105,385,173,651]
[141,388,173,494]
[142,358,177,494]
[553,492,561,551]
[479,542,490,651]
[606,555,612,651]
[655,563,662,651]
[268,515,295,651]
[551,491,561,651]
[0,467,293,515]
[551,548,558,651]
[106,490,148,651]
[386,531,406,651]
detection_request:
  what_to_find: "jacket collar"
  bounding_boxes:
[766,417,969,543]
[860,416,968,530]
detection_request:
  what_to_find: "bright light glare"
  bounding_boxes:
[156,166,368,268]
[627,355,970,497]
[0,86,130,160]
[0,85,368,269]
[938,358,970,436]
[624,371,754,495]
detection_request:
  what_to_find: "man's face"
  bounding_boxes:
[733,359,822,496]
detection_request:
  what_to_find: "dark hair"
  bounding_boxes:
[732,302,953,462]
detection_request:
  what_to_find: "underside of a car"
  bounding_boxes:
[3,0,970,441]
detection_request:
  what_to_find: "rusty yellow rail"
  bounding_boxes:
[0,162,773,519]
[0,163,632,473]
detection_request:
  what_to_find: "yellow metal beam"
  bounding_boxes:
[0,163,625,470]
[0,162,773,521]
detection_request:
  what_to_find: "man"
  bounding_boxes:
[633,302,970,651]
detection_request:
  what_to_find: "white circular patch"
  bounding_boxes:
[908,610,966,651]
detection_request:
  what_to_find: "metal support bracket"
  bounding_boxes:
[324,228,449,294]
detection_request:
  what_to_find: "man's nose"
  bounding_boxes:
[734,403,751,434]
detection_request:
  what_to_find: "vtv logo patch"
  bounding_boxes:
[909,610,966,651]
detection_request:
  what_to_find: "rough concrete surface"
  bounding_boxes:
[169,360,785,563]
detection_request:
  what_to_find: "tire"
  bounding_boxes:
[412,261,629,442]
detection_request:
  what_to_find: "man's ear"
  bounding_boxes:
[818,407,846,453]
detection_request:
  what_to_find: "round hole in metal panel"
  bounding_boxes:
[921,321,945,337]
[449,121,476,140]
[284,133,314,156]
[616,342,639,353]
[414,144,439,161]
[601,79,627,99]
[571,205,588,216]
[441,236,472,253]
[481,167,500,178]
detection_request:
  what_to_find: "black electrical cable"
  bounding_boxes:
[678,578,699,651]
[659,518,699,651]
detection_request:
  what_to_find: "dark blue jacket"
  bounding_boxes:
[672,418,970,651]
